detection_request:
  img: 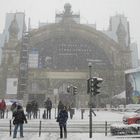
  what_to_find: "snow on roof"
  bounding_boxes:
[125,67,140,74]
[112,91,126,99]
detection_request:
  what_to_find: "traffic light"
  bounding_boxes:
[67,85,78,95]
[87,77,103,96]
[87,78,95,94]
[73,86,78,95]
[93,77,103,95]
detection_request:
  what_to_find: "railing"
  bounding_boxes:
[0,107,125,137]
[0,120,121,137]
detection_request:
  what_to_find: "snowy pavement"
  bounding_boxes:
[0,132,140,140]
[0,109,139,139]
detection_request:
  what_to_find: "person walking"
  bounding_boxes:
[0,101,2,119]
[68,106,74,119]
[56,106,68,139]
[31,100,38,119]
[26,101,32,119]
[44,97,52,119]
[57,100,64,114]
[0,99,6,119]
[13,105,27,138]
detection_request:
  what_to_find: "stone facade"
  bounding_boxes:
[0,4,132,107]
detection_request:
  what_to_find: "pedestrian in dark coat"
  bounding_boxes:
[26,101,32,119]
[68,106,74,119]
[13,105,27,138]
[31,100,38,119]
[58,101,64,114]
[44,97,52,119]
[57,106,68,139]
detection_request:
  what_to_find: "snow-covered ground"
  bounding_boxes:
[0,108,139,140]
[1,132,139,140]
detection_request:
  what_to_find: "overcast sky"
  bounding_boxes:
[0,0,140,55]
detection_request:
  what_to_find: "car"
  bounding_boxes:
[123,113,140,124]
[111,113,140,135]
[110,109,140,135]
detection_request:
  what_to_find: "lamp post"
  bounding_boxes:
[88,62,92,138]
[54,89,58,119]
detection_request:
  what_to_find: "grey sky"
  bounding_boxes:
[0,0,140,55]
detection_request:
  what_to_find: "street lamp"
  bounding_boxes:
[53,89,58,119]
[88,62,92,138]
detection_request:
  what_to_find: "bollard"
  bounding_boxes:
[105,121,107,136]
[39,120,42,137]
[81,109,84,119]
[9,120,12,136]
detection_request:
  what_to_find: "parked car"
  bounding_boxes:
[123,113,140,124]
[111,112,140,135]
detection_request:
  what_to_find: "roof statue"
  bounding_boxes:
[63,3,72,16]
[61,3,76,24]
